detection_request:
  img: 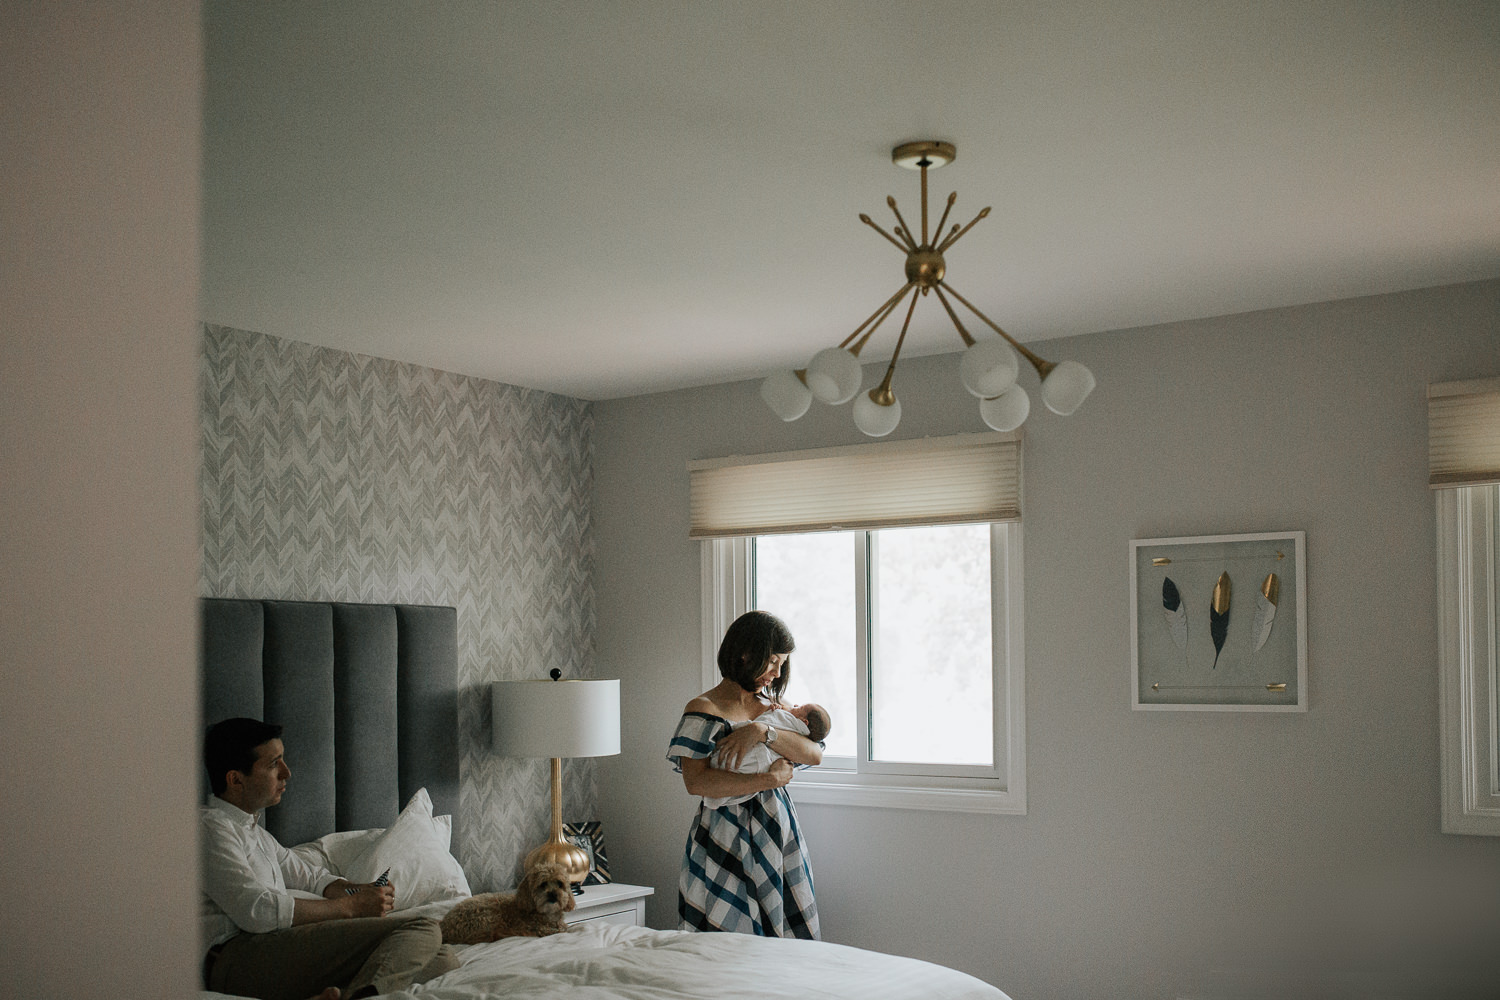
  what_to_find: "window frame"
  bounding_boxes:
[700,522,1026,815]
[1438,483,1500,835]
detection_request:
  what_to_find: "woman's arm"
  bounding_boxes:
[711,722,822,773]
[714,718,823,768]
[679,755,793,798]
[766,725,823,766]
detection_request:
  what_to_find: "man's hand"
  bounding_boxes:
[343,887,396,917]
[297,881,395,925]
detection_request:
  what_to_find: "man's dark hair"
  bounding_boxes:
[204,717,283,795]
[717,610,796,702]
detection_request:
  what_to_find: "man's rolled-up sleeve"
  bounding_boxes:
[201,818,296,933]
[275,840,340,897]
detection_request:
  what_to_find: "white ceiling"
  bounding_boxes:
[202,1,1500,400]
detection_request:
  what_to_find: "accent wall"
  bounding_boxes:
[199,323,596,892]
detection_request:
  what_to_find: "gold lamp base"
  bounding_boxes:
[524,836,591,885]
[523,757,590,888]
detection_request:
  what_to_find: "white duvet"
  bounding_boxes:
[382,921,1009,1000]
[202,903,1009,1000]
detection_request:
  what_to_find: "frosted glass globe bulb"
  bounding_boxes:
[979,385,1030,432]
[852,390,901,437]
[805,347,863,405]
[959,339,1019,399]
[760,370,812,422]
[1040,360,1095,416]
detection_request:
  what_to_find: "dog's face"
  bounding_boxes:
[521,863,576,917]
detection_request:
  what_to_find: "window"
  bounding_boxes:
[692,431,1026,813]
[702,522,1025,814]
[1429,376,1500,836]
[1437,483,1500,835]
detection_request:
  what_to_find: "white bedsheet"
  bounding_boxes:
[382,922,1010,1000]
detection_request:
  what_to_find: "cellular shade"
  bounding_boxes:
[688,431,1020,539]
[1429,377,1500,488]
[491,680,621,758]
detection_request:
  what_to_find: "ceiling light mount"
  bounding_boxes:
[891,140,955,170]
[761,140,1095,437]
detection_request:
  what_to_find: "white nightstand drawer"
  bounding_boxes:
[569,883,654,928]
[571,903,642,927]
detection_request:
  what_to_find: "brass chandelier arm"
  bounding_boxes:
[931,192,958,250]
[859,214,912,255]
[873,283,924,402]
[852,283,917,355]
[936,206,992,254]
[885,197,920,252]
[919,165,929,244]
[838,281,917,353]
[932,285,976,347]
[938,281,1058,378]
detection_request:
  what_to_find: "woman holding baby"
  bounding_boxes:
[666,610,826,939]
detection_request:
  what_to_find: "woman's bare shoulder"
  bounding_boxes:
[684,694,719,716]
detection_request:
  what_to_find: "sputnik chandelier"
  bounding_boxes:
[761,140,1095,437]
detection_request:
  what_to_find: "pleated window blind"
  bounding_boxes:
[1429,377,1500,488]
[687,431,1020,539]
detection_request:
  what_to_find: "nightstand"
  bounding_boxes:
[569,883,654,927]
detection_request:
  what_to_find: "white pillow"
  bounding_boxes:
[289,828,382,873]
[322,828,385,874]
[339,788,471,910]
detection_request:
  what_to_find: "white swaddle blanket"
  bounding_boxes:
[701,707,808,808]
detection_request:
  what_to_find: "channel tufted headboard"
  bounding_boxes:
[200,598,459,847]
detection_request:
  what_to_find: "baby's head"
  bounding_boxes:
[790,702,831,742]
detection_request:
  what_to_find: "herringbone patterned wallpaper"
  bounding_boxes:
[200,324,596,892]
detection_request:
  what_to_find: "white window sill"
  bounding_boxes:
[787,774,1026,815]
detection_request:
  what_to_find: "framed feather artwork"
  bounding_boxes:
[563,820,611,885]
[1130,531,1307,711]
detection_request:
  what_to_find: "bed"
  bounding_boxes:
[200,598,1009,1000]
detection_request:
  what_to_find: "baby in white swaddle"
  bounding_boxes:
[702,703,831,809]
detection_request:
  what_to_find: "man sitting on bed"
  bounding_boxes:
[201,718,457,1000]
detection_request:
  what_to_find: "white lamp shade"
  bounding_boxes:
[1040,360,1095,416]
[760,370,813,421]
[805,347,863,405]
[979,385,1030,432]
[492,679,620,758]
[959,339,1019,398]
[852,391,901,437]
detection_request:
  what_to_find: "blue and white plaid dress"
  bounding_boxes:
[667,711,820,939]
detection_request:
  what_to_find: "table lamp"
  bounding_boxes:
[492,671,620,888]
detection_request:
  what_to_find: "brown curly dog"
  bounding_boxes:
[440,862,576,943]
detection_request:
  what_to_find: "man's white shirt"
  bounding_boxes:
[200,794,340,950]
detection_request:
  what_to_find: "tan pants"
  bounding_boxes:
[207,914,458,1000]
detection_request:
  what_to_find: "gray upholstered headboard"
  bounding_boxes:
[200,599,459,847]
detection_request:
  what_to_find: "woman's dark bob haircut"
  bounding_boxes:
[717,610,795,701]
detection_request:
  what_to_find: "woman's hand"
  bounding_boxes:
[766,757,794,788]
[713,721,771,770]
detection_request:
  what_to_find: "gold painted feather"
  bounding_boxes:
[1251,573,1279,653]
[1209,572,1231,668]
[1162,577,1188,651]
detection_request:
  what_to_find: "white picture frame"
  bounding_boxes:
[1130,531,1307,712]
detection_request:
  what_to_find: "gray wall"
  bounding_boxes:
[593,279,1500,999]
[200,324,596,892]
[1,4,202,994]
